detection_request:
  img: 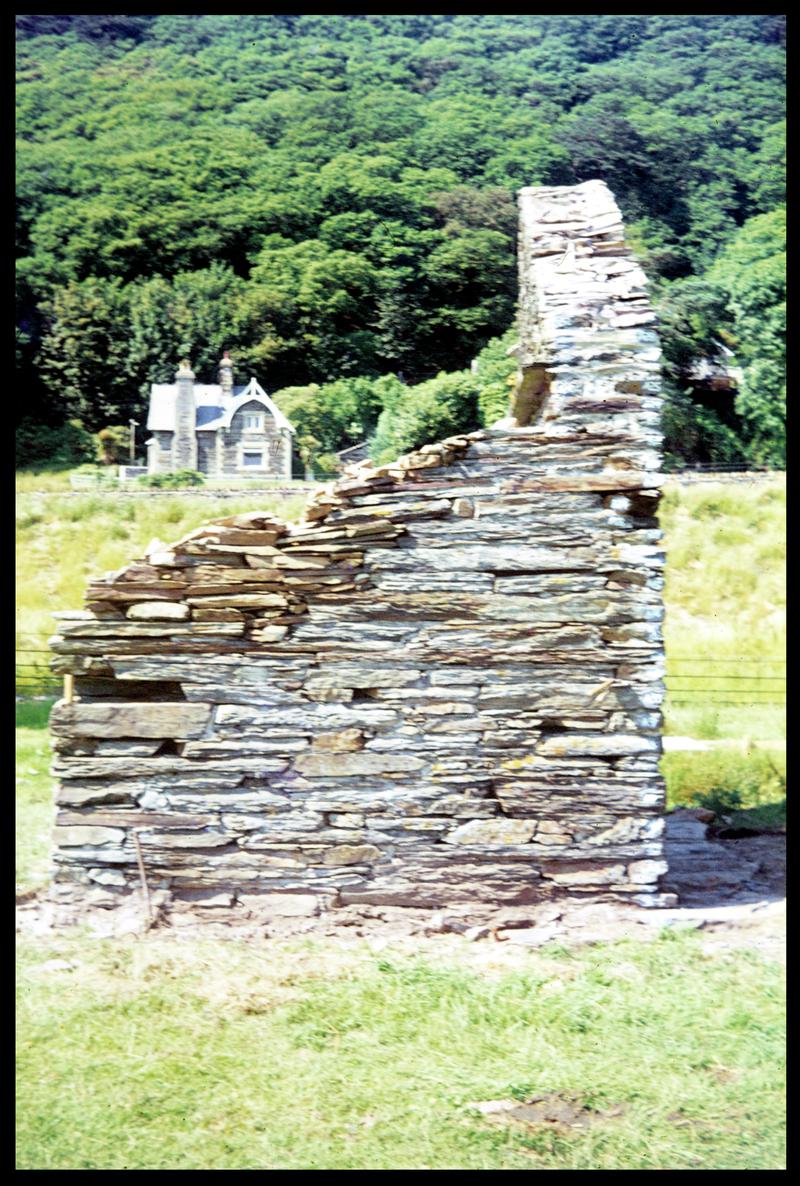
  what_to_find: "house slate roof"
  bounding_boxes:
[146,377,295,435]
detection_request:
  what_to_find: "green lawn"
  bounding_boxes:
[16,928,785,1170]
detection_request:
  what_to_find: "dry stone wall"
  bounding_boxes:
[49,180,668,916]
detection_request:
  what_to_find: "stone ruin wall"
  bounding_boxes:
[49,180,669,917]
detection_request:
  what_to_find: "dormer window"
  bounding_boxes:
[243,412,264,431]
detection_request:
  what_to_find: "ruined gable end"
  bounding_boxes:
[50,181,668,919]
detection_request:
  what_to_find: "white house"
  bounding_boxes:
[145,353,295,479]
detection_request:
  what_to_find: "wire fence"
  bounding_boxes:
[15,635,786,706]
[16,641,62,697]
[665,659,786,705]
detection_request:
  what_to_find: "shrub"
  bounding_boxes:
[472,327,518,425]
[95,425,130,465]
[137,469,205,488]
[370,370,481,463]
[367,329,516,463]
[662,748,786,815]
[16,418,95,469]
[68,464,119,490]
[313,451,342,478]
[273,375,403,460]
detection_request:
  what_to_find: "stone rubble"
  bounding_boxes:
[17,814,784,954]
[49,181,671,919]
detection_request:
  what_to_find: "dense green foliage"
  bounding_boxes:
[15,418,95,469]
[17,15,784,465]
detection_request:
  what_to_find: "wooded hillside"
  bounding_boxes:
[16,14,785,468]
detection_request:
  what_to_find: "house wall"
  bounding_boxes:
[147,431,175,475]
[196,434,216,476]
[218,401,291,478]
[48,181,668,919]
[150,408,292,479]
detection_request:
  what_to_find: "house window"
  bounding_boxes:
[243,413,264,431]
[242,451,264,468]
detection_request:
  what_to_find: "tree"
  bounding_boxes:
[370,370,481,463]
[16,13,785,461]
[127,264,248,396]
[710,208,785,465]
[37,277,133,428]
[95,425,130,466]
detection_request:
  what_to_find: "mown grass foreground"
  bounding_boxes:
[16,929,785,1170]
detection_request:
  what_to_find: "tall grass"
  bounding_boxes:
[16,701,55,893]
[662,748,785,829]
[660,476,784,658]
[16,486,310,690]
[15,467,77,493]
[660,477,785,741]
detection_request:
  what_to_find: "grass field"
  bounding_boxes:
[16,926,785,1170]
[16,701,54,895]
[15,466,315,494]
[660,476,785,743]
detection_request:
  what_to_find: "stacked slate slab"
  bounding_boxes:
[49,179,668,916]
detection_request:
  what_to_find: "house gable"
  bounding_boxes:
[217,379,295,435]
[225,398,289,474]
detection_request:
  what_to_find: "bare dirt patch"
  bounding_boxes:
[466,1093,626,1135]
[17,811,785,964]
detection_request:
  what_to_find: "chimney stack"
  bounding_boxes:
[219,351,234,398]
[172,359,198,471]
